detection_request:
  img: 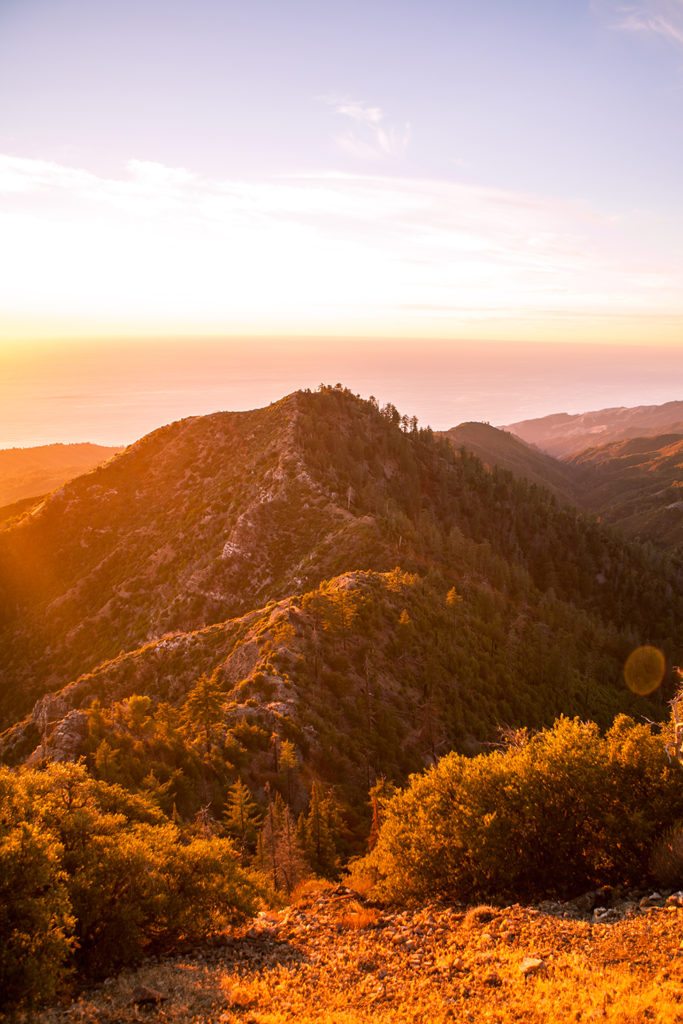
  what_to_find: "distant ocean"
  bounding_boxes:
[1,339,682,449]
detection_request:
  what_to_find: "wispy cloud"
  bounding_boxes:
[0,153,682,339]
[602,1,683,47]
[323,95,411,160]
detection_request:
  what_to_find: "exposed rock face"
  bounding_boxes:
[32,692,73,734]
[26,709,88,765]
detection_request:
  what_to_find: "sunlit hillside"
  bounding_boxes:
[0,442,122,507]
[2,387,683,1018]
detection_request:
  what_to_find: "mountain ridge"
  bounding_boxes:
[0,441,123,507]
[2,386,682,838]
[504,399,683,458]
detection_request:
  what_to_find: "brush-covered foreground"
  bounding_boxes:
[3,709,683,1015]
[28,885,683,1024]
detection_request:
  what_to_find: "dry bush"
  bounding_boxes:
[220,977,260,1010]
[462,904,499,928]
[650,821,683,888]
[290,878,336,905]
[343,859,378,898]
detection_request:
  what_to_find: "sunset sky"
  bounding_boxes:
[1,1,683,445]
[2,0,683,345]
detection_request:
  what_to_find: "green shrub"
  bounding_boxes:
[0,822,75,1007]
[0,762,263,1008]
[364,716,683,902]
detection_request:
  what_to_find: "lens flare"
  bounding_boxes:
[624,645,666,696]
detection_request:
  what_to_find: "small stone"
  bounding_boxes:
[519,957,545,977]
[593,907,620,923]
[484,973,502,987]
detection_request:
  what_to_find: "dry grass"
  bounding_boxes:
[289,878,336,904]
[28,898,683,1024]
[462,903,500,928]
[338,900,381,930]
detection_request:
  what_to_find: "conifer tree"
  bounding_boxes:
[181,673,224,756]
[278,739,298,806]
[256,790,307,893]
[300,781,340,877]
[223,778,261,861]
[93,739,119,782]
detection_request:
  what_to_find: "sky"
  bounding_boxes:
[1,1,683,443]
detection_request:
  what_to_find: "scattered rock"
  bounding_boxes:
[567,891,598,916]
[519,957,545,977]
[593,907,621,924]
[639,893,665,909]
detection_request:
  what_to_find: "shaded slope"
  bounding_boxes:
[0,442,122,506]
[505,400,683,458]
[440,422,580,506]
[0,567,667,838]
[570,433,683,552]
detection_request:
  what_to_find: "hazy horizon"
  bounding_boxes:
[2,1,682,447]
[1,337,681,449]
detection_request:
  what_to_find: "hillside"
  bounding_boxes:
[31,885,683,1024]
[570,434,683,552]
[2,386,683,842]
[440,422,580,505]
[1,565,661,839]
[0,442,122,506]
[443,420,683,556]
[0,494,44,528]
[505,400,683,458]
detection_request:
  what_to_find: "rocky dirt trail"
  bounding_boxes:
[33,886,683,1024]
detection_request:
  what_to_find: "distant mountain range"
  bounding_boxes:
[504,400,683,458]
[443,404,683,554]
[0,442,122,509]
[1,387,681,838]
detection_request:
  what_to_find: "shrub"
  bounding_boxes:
[364,716,683,902]
[0,763,263,1008]
[0,822,75,1007]
[650,822,683,889]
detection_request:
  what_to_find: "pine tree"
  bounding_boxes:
[181,674,224,756]
[300,781,340,877]
[255,790,307,893]
[278,739,298,806]
[398,608,411,627]
[223,779,261,861]
[93,739,119,782]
